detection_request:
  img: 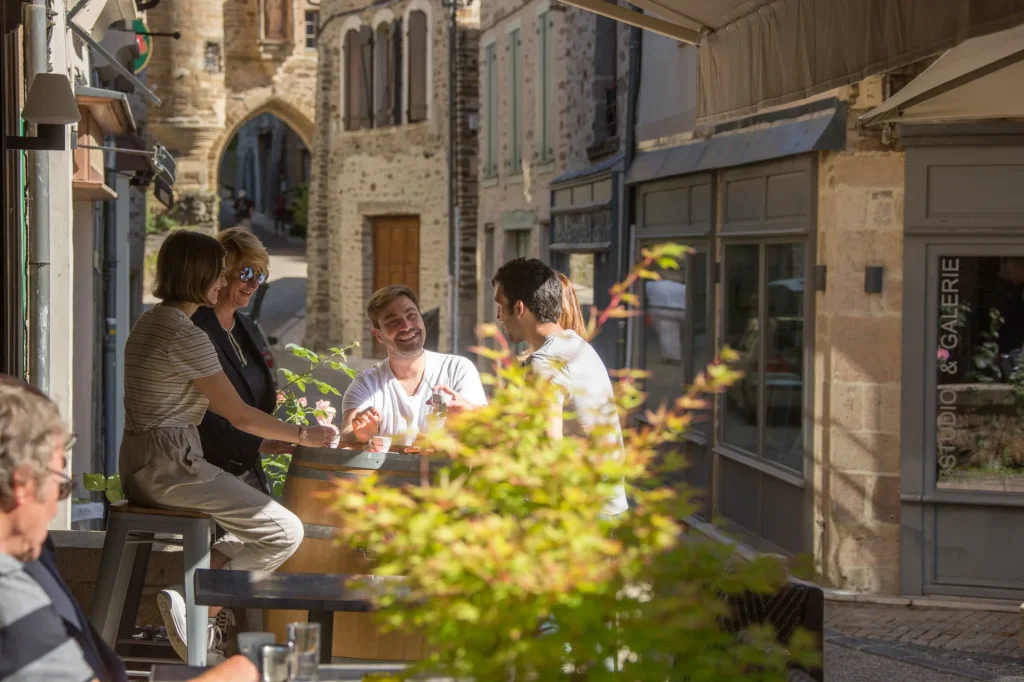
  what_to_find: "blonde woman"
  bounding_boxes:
[120,230,333,664]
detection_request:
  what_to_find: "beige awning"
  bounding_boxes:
[556,0,1024,125]
[861,21,1024,126]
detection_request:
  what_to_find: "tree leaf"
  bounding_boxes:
[83,473,106,492]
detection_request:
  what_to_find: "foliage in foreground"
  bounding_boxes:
[325,244,819,680]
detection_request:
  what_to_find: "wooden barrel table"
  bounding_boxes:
[263,445,444,661]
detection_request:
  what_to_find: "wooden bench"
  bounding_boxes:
[193,569,412,663]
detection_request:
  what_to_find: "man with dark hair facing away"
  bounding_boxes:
[491,258,628,518]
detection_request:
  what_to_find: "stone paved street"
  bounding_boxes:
[826,601,1022,660]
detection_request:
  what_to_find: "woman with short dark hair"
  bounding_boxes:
[120,230,333,664]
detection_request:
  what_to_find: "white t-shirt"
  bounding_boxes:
[529,330,629,517]
[342,350,488,444]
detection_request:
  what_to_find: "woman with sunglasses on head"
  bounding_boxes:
[120,230,333,665]
[192,228,285,496]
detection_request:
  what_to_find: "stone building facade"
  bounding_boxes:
[304,0,480,356]
[145,0,320,221]
[475,0,629,338]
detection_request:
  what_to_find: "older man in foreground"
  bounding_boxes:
[0,375,256,682]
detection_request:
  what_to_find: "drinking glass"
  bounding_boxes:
[260,643,294,682]
[288,621,321,681]
[238,632,276,672]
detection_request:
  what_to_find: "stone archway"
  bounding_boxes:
[207,93,315,200]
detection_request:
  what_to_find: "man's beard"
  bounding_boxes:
[387,329,425,358]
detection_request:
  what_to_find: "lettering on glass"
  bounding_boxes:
[934,256,1024,492]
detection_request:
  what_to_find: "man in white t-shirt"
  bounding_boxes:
[341,285,487,445]
[491,258,628,517]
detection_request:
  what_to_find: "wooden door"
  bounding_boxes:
[372,216,420,358]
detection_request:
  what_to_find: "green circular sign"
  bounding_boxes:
[132,19,152,74]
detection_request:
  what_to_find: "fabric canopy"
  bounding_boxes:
[556,0,1024,125]
[861,21,1024,125]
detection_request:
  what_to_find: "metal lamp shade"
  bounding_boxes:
[22,73,82,126]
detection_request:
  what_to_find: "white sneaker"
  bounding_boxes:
[156,586,228,664]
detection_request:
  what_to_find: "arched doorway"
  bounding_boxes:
[217,111,312,233]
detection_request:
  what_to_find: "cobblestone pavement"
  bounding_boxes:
[825,601,1022,660]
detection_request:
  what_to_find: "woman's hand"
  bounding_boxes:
[298,425,335,447]
[259,439,295,455]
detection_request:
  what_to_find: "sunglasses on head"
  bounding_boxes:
[240,266,267,286]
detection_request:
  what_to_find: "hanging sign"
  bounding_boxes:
[132,19,152,74]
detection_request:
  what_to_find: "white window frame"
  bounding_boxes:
[402,0,434,124]
[304,9,319,50]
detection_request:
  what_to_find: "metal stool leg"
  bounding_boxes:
[183,518,213,667]
[90,513,137,644]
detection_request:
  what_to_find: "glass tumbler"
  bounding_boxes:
[288,621,321,681]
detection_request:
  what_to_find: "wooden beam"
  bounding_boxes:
[556,0,701,44]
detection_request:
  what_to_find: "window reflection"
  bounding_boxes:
[642,256,687,412]
[764,244,804,472]
[568,253,595,306]
[723,245,760,454]
[936,256,1024,491]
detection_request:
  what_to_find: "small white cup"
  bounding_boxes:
[368,435,392,453]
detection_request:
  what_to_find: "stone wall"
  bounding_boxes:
[304,0,480,356]
[146,0,318,198]
[474,0,629,339]
[813,77,905,594]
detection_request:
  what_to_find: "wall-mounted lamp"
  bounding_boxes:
[5,73,82,151]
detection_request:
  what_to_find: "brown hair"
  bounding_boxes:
[152,230,225,304]
[366,285,419,329]
[557,272,587,336]
[0,375,67,504]
[217,227,270,278]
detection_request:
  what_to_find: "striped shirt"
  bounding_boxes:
[0,553,93,682]
[124,305,223,431]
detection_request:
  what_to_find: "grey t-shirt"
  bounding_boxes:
[529,330,629,517]
[0,553,93,682]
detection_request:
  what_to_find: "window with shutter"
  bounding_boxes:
[344,28,372,131]
[359,25,375,128]
[391,19,403,126]
[508,28,522,174]
[262,0,291,42]
[375,23,393,126]
[407,10,428,123]
[484,42,498,178]
[536,11,554,164]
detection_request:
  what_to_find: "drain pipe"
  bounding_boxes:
[447,0,459,354]
[619,17,641,369]
[25,0,51,393]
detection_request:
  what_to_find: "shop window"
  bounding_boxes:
[935,256,1024,492]
[305,10,319,49]
[483,41,498,178]
[567,253,594,306]
[406,9,429,122]
[722,243,805,473]
[638,246,711,437]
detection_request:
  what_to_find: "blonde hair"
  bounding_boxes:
[366,285,420,329]
[557,272,587,336]
[217,227,270,278]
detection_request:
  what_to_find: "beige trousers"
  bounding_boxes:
[120,426,303,574]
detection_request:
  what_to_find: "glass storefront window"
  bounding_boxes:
[935,256,1024,492]
[567,253,595,306]
[722,243,805,473]
[722,245,760,455]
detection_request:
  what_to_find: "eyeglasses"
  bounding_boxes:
[240,266,267,286]
[48,468,74,501]
[64,432,76,452]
